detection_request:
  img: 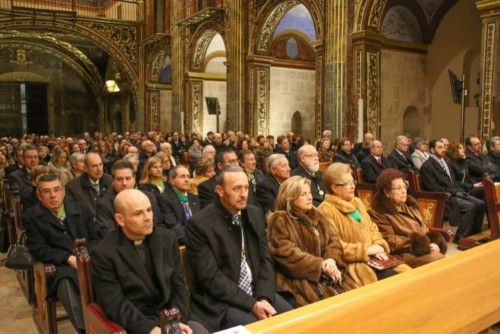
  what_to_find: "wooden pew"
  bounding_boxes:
[458,178,500,250]
[179,245,193,290]
[319,161,330,173]
[32,262,59,334]
[246,239,500,333]
[75,239,126,334]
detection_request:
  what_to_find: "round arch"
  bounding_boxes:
[253,0,323,54]
[190,24,227,72]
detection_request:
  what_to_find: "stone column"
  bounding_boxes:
[224,0,245,131]
[323,0,349,138]
[171,0,185,131]
[476,0,500,138]
[247,58,271,136]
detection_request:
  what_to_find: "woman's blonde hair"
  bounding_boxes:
[274,176,311,214]
[323,162,352,194]
[140,156,163,184]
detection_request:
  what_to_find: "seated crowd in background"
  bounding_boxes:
[1,130,499,333]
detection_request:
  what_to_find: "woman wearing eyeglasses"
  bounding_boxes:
[267,176,345,306]
[318,163,405,290]
[368,169,446,268]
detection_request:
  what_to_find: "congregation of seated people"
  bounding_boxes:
[1,130,499,333]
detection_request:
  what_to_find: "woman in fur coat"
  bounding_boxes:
[267,176,345,306]
[368,169,446,268]
[318,163,410,291]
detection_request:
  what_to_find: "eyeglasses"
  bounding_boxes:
[391,184,409,192]
[39,187,64,196]
[335,181,357,187]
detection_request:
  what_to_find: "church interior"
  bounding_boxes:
[0,0,499,333]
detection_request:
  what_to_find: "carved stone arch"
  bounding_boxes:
[0,39,103,112]
[354,0,388,33]
[151,49,168,82]
[253,0,324,55]
[190,23,227,72]
[0,16,139,97]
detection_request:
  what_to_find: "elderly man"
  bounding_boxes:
[24,173,98,333]
[486,136,500,181]
[69,152,85,179]
[159,142,177,167]
[162,165,200,244]
[197,147,239,208]
[387,135,415,172]
[186,166,292,332]
[95,160,163,238]
[292,144,326,206]
[91,189,208,334]
[201,144,216,162]
[8,144,39,192]
[360,140,391,183]
[465,135,495,183]
[420,139,485,242]
[65,152,112,217]
[255,154,291,216]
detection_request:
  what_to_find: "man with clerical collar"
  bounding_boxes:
[256,153,291,216]
[96,160,163,238]
[23,173,98,333]
[186,165,292,332]
[291,144,326,206]
[162,165,200,244]
[361,140,391,183]
[91,189,208,334]
[65,152,112,217]
[8,144,39,192]
[387,135,416,172]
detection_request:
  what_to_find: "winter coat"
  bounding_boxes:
[267,208,345,306]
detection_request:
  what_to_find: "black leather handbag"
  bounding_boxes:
[5,233,33,270]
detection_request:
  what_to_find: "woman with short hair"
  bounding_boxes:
[190,157,215,195]
[318,163,409,290]
[48,147,72,185]
[267,176,344,306]
[368,169,446,268]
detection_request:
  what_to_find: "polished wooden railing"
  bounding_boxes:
[0,0,141,21]
[246,240,500,333]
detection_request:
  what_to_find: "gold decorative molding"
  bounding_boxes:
[476,0,500,12]
[480,21,496,140]
[366,50,380,137]
[256,68,270,135]
[352,30,428,53]
[151,49,168,82]
[368,0,387,30]
[191,29,218,71]
[187,71,227,81]
[149,91,160,130]
[187,79,203,134]
[177,7,224,28]
[146,82,172,90]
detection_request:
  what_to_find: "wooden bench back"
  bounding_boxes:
[179,245,193,290]
[356,183,376,209]
[246,239,500,334]
[483,178,500,240]
[319,162,330,174]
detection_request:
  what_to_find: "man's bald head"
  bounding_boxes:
[114,189,154,240]
[114,189,148,214]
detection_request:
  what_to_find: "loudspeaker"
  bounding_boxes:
[205,97,220,115]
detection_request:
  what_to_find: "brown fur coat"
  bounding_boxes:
[267,208,345,306]
[318,195,392,290]
[369,194,446,268]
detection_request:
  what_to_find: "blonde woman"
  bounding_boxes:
[48,147,73,185]
[318,163,409,290]
[267,176,344,306]
[190,157,215,195]
[138,156,168,196]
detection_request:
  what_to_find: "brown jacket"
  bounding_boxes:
[368,194,445,268]
[318,195,390,290]
[267,208,345,306]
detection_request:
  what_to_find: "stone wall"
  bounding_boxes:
[269,67,315,140]
[380,50,428,150]
[202,80,227,133]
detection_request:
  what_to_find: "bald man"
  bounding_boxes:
[91,189,207,334]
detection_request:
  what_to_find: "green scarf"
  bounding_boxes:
[347,209,361,222]
[174,189,188,203]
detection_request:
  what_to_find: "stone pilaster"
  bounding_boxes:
[247,58,271,136]
[323,0,349,138]
[171,0,185,131]
[185,77,204,134]
[476,0,500,138]
[225,0,245,131]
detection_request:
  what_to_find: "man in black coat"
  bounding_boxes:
[420,139,485,241]
[255,154,291,217]
[186,166,292,332]
[95,160,163,238]
[4,147,23,178]
[486,136,500,181]
[292,144,326,206]
[198,147,239,209]
[65,152,112,217]
[91,189,207,334]
[274,135,297,170]
[8,144,39,192]
[360,140,391,183]
[386,135,415,172]
[332,137,360,169]
[162,165,200,244]
[23,173,98,333]
[465,135,495,183]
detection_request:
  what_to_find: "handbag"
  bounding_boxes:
[5,232,34,270]
[367,255,401,271]
[0,220,9,253]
